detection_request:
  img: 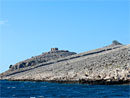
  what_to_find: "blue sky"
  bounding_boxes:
[0,0,129,73]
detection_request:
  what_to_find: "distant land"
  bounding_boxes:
[0,40,130,84]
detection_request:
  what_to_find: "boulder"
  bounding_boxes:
[112,40,122,45]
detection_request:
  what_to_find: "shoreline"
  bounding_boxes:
[1,79,130,85]
[1,43,130,86]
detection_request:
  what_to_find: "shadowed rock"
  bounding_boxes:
[8,48,76,71]
[0,41,130,84]
[112,40,122,45]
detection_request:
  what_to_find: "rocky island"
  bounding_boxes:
[0,41,130,84]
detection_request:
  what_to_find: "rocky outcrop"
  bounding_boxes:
[112,40,122,45]
[0,41,130,84]
[8,48,76,71]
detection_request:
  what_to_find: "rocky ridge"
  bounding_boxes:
[10,48,76,71]
[0,48,76,77]
[0,41,130,84]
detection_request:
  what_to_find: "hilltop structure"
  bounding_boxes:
[8,48,76,71]
[0,41,130,84]
[51,48,58,51]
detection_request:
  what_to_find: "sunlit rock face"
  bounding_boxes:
[9,48,76,71]
[1,41,130,84]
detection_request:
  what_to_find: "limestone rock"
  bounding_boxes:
[0,41,130,84]
[8,48,76,71]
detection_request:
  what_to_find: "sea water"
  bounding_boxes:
[0,80,129,98]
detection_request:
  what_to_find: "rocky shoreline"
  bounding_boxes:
[2,79,130,85]
[1,41,130,84]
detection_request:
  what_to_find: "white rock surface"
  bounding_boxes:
[0,42,130,84]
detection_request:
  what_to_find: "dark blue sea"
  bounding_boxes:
[0,80,129,98]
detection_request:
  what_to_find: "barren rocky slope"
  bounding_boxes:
[0,48,76,77]
[9,48,76,71]
[1,41,130,84]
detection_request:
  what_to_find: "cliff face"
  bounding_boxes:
[1,41,130,84]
